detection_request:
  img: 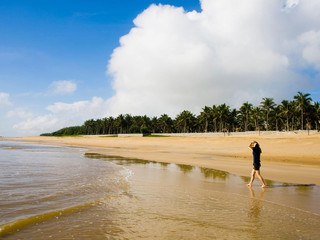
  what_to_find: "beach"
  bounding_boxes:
[1,137,320,239]
[7,132,320,186]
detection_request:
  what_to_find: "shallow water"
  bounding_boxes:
[0,140,319,239]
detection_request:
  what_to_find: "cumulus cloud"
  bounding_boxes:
[6,108,33,119]
[11,0,320,135]
[46,96,108,119]
[50,80,77,95]
[13,115,59,135]
[106,0,320,116]
[299,30,320,70]
[0,92,12,107]
[13,97,109,135]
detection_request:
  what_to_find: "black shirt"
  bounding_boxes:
[252,145,261,164]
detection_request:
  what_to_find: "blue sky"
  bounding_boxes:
[0,0,200,136]
[1,0,320,136]
[1,0,200,106]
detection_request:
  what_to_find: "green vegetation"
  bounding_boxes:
[41,92,320,136]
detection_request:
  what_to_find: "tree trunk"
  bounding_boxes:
[245,114,248,131]
[266,111,269,131]
[301,109,304,130]
[292,117,295,131]
[205,119,208,133]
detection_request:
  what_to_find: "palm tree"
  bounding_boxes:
[199,106,212,132]
[251,107,262,131]
[294,92,312,130]
[240,102,253,131]
[280,100,290,131]
[274,105,283,131]
[141,115,151,128]
[229,109,238,132]
[159,114,172,133]
[313,102,320,131]
[260,97,275,131]
[101,118,108,134]
[216,104,230,132]
[151,117,159,133]
[212,105,218,132]
[84,119,95,135]
[103,117,114,134]
[288,101,298,131]
[175,110,195,133]
[43,92,319,136]
[114,114,125,133]
[95,119,103,134]
[124,114,133,133]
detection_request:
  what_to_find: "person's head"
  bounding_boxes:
[255,142,262,152]
[252,141,260,148]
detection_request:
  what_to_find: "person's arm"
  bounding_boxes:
[248,141,256,150]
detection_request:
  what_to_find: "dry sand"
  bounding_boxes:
[5,132,320,185]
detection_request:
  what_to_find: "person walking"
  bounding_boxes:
[247,141,266,188]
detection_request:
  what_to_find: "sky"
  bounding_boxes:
[1,0,320,137]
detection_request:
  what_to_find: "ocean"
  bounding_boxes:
[1,140,319,239]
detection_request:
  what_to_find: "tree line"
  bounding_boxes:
[41,92,320,136]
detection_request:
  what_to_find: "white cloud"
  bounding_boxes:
[283,0,300,10]
[50,80,77,95]
[107,0,320,116]
[12,97,109,135]
[13,115,59,135]
[46,96,108,119]
[0,92,12,107]
[299,30,320,70]
[6,108,33,119]
[10,0,320,136]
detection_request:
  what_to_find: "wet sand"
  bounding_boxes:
[5,132,320,185]
[2,150,319,239]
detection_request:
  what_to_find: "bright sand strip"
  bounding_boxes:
[5,132,320,185]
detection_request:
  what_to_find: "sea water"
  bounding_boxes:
[0,140,319,239]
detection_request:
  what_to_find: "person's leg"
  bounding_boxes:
[256,170,266,188]
[247,169,255,187]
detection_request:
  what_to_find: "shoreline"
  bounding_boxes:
[3,132,320,185]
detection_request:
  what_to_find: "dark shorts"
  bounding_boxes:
[253,163,261,171]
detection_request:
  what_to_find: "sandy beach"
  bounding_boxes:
[5,132,320,186]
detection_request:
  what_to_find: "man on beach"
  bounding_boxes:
[247,141,266,188]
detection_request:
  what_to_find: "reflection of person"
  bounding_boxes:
[248,187,265,221]
[249,186,265,199]
[247,141,266,188]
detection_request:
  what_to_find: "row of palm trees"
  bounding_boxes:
[41,92,320,136]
